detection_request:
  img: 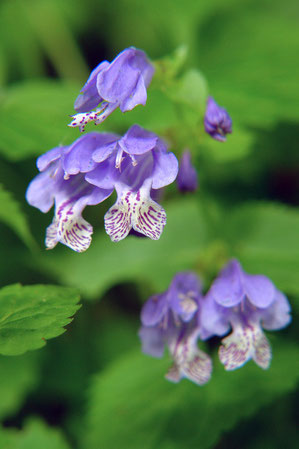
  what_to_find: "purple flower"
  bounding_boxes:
[204,96,232,142]
[177,150,198,193]
[139,272,212,385]
[200,259,291,371]
[68,47,155,131]
[26,125,178,251]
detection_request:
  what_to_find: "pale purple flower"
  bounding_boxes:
[204,96,232,141]
[177,150,198,193]
[139,272,212,385]
[200,259,291,371]
[69,47,155,131]
[26,125,178,251]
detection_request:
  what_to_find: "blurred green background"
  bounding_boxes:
[0,0,298,448]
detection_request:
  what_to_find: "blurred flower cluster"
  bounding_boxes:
[139,259,291,385]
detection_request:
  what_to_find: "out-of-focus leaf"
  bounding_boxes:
[36,199,207,299]
[0,284,80,355]
[204,125,253,162]
[0,353,40,419]
[0,419,70,449]
[84,340,299,449]
[227,203,299,296]
[153,45,188,85]
[0,185,35,249]
[199,0,299,126]
[166,69,208,114]
[0,80,80,161]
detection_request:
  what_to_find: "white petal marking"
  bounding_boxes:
[219,324,271,371]
[166,337,212,385]
[45,202,93,252]
[104,189,166,242]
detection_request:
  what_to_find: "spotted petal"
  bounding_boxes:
[104,182,166,242]
[166,337,212,385]
[219,323,271,371]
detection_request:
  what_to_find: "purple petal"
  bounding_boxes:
[168,272,201,322]
[243,273,276,308]
[63,133,118,175]
[96,48,140,105]
[177,150,198,193]
[152,147,179,189]
[85,159,115,190]
[199,294,231,340]
[91,140,118,163]
[119,124,158,155]
[26,164,58,213]
[141,293,168,326]
[209,259,245,307]
[74,61,109,113]
[261,290,292,330]
[138,325,165,358]
[37,146,62,172]
[119,75,147,112]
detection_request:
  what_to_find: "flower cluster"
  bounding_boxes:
[139,272,212,385]
[139,260,291,384]
[26,125,178,251]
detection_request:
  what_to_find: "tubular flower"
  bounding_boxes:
[177,150,198,193]
[26,125,178,251]
[139,272,212,385]
[69,47,155,131]
[204,96,232,141]
[200,259,291,371]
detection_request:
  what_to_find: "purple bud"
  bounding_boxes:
[177,150,198,193]
[204,96,232,142]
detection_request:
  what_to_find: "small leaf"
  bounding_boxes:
[0,284,80,355]
[0,185,35,249]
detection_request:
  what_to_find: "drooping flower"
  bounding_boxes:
[68,47,155,131]
[26,125,178,251]
[177,150,198,193]
[204,96,232,141]
[200,259,291,371]
[139,272,212,385]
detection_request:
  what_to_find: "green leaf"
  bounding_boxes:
[204,125,254,162]
[36,199,207,299]
[0,185,35,249]
[0,419,70,449]
[0,284,80,355]
[0,80,80,161]
[198,0,299,126]
[228,203,299,296]
[85,340,299,449]
[0,353,40,419]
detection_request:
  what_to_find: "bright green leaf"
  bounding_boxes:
[0,185,35,249]
[85,340,299,449]
[0,284,80,355]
